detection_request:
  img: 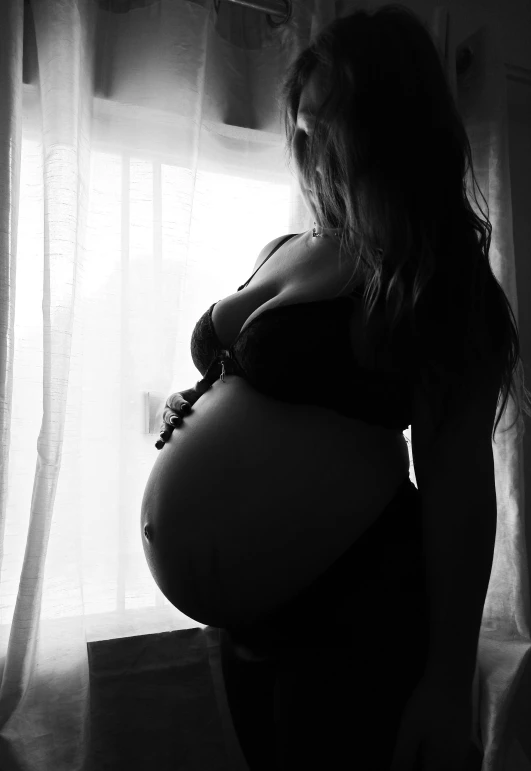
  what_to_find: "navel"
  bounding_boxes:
[144,523,153,541]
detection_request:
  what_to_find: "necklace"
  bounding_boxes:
[312,221,343,240]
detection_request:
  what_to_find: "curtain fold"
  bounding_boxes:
[431,9,531,770]
[0,0,528,769]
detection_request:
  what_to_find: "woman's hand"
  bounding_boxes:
[389,678,475,771]
[155,387,196,449]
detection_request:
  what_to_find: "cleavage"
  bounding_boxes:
[211,284,304,350]
[211,238,364,350]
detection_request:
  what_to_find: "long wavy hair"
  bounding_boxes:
[277,3,531,445]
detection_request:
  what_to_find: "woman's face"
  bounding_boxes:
[292,70,328,224]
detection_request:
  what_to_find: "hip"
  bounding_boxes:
[222,475,428,655]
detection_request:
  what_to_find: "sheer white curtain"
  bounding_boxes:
[0,0,529,769]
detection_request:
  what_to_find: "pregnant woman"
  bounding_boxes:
[141,6,526,770]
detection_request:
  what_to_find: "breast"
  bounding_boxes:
[140,375,409,628]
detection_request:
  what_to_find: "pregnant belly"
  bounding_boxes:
[141,374,409,628]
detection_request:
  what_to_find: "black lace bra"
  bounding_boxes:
[190,234,414,431]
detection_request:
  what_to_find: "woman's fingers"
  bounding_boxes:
[155,399,192,450]
[166,394,192,414]
[162,407,182,427]
[159,418,178,439]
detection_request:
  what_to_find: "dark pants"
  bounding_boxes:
[218,476,483,770]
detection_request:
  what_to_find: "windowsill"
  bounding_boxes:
[0,606,207,646]
[83,605,207,643]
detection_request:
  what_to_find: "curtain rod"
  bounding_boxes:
[223,0,288,14]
